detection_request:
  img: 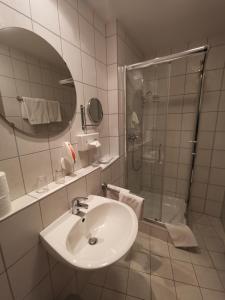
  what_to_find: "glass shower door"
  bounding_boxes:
[126,63,171,221]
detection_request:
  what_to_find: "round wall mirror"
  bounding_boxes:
[88,98,103,123]
[0,27,76,137]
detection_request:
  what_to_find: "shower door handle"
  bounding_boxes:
[158,144,162,163]
[188,140,197,143]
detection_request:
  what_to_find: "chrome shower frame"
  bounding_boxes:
[125,45,209,224]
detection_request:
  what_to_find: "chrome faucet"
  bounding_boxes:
[71,196,88,215]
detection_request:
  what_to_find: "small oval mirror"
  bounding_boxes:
[88,98,103,123]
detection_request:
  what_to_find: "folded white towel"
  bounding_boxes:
[106,184,130,200]
[47,100,62,122]
[165,223,198,248]
[119,191,144,220]
[21,97,50,125]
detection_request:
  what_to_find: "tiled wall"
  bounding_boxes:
[106,20,143,189]
[0,0,111,200]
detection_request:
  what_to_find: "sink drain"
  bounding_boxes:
[88,237,98,245]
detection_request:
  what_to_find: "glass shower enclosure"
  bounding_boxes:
[125,46,208,224]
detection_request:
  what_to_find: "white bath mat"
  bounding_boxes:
[165,223,198,248]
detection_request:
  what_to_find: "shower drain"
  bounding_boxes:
[88,237,98,245]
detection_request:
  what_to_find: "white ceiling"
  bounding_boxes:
[86,0,225,57]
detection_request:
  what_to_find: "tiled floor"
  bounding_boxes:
[77,212,225,300]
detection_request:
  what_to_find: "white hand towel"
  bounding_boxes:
[165,223,198,248]
[119,191,144,220]
[21,97,50,125]
[47,100,62,122]
[106,184,130,200]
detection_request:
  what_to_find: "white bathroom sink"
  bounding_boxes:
[40,195,138,270]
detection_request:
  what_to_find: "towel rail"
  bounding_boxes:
[16,96,23,102]
[101,183,120,196]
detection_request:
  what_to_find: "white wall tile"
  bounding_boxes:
[0,119,17,160]
[97,114,109,137]
[23,275,52,300]
[0,54,13,77]
[107,64,118,90]
[0,76,17,97]
[8,245,49,300]
[40,187,69,227]
[107,36,117,64]
[98,88,108,114]
[51,262,74,298]
[0,157,25,200]
[207,185,225,202]
[209,168,225,186]
[0,252,5,274]
[30,0,60,34]
[12,59,29,80]
[58,0,80,47]
[81,52,96,86]
[67,177,87,204]
[66,0,78,10]
[205,200,223,217]
[48,128,70,149]
[95,30,106,64]
[33,23,61,55]
[101,166,112,184]
[0,2,32,29]
[106,21,117,37]
[62,40,82,82]
[1,0,30,16]
[108,90,118,114]
[109,114,119,136]
[206,46,225,70]
[94,14,105,36]
[96,61,107,90]
[79,16,95,56]
[77,0,94,24]
[0,273,13,300]
[83,84,97,104]
[110,137,119,156]
[205,69,223,91]
[15,131,49,155]
[86,169,101,194]
[20,150,53,193]
[0,203,42,267]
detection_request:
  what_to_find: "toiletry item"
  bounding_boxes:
[36,175,49,193]
[130,111,139,128]
[61,142,76,175]
[88,140,101,148]
[0,172,11,217]
[98,155,113,164]
[55,169,65,184]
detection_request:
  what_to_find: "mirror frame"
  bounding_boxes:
[0,26,76,138]
[87,97,103,124]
